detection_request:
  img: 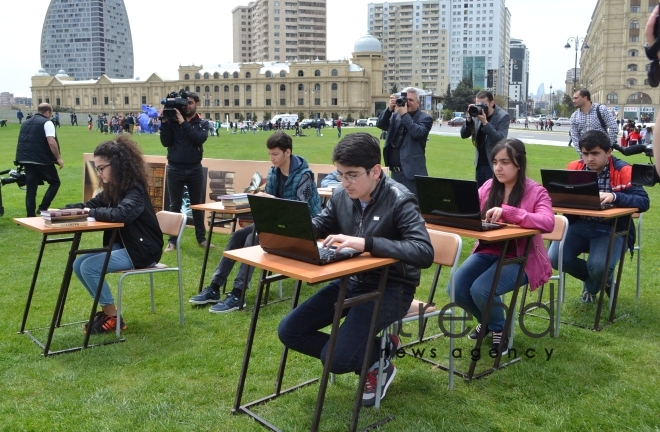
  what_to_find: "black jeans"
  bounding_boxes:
[24,163,60,217]
[475,164,493,187]
[278,279,413,374]
[391,171,417,196]
[166,164,206,244]
[211,224,257,291]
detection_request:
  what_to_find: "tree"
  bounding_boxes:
[443,83,452,105]
[322,111,327,119]
[238,113,244,122]
[446,76,476,112]
[442,108,454,121]
[390,84,398,95]
[493,95,509,111]
[252,113,258,123]
[298,111,306,121]
[562,93,573,116]
[346,113,354,122]
[263,112,271,121]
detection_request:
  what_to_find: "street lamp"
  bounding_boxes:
[549,84,553,116]
[565,36,589,93]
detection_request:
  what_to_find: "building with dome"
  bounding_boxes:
[30,35,399,120]
[40,0,134,80]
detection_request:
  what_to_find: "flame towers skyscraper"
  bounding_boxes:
[40,0,134,80]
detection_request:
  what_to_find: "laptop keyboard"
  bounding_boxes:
[482,222,503,230]
[318,247,353,263]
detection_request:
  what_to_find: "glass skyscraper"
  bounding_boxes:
[40,0,134,80]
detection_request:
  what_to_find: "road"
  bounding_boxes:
[431,123,573,147]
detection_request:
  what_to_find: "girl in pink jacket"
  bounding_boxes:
[453,138,555,356]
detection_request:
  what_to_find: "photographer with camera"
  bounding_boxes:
[14,103,64,217]
[376,87,433,195]
[159,90,211,252]
[460,90,510,186]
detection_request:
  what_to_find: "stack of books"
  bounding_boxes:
[41,209,89,227]
[208,170,236,200]
[219,193,249,209]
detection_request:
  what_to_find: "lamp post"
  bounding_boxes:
[565,36,589,93]
[549,84,553,116]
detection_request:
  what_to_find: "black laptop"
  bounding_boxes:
[540,169,613,210]
[415,176,505,231]
[246,195,362,265]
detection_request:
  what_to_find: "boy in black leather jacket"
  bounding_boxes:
[278,133,434,407]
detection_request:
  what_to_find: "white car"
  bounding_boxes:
[367,117,379,126]
[554,117,570,126]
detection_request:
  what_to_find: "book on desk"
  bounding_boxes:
[41,209,90,228]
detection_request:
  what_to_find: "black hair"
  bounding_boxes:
[186,91,200,103]
[93,135,149,206]
[576,88,591,101]
[476,90,494,102]
[483,138,527,216]
[332,133,381,170]
[266,131,293,153]
[578,129,611,152]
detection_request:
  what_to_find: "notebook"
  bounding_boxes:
[415,176,505,231]
[540,169,613,211]
[246,194,362,265]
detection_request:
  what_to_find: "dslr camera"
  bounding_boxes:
[468,102,489,117]
[160,89,190,120]
[0,163,26,217]
[396,91,408,107]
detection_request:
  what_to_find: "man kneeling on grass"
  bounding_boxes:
[277,133,434,407]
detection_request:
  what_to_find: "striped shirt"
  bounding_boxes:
[569,103,618,156]
[580,164,612,223]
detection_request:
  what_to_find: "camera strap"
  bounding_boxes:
[595,105,607,131]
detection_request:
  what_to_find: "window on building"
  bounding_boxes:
[56,98,61,106]
[214,72,219,79]
[141,96,146,104]
[234,85,240,92]
[298,98,304,105]
[630,20,640,42]
[204,100,210,106]
[266,98,272,106]
[185,86,190,91]
[314,69,321,76]
[298,70,304,77]
[76,97,81,106]
[195,86,200,92]
[298,84,304,91]
[266,71,272,78]
[234,99,240,106]
[331,98,338,105]
[104,96,108,105]
[124,96,129,105]
[92,97,97,105]
[224,85,229,92]
[224,72,229,79]
[331,69,338,76]
[266,84,272,91]
[246,99,252,106]
[204,72,209,79]
[651,0,657,12]
[235,113,241,119]
[184,74,190,80]
[233,72,239,78]
[314,98,320,105]
[314,83,320,91]
[280,84,286,91]
[280,70,286,77]
[215,113,220,120]
[631,0,641,12]
[627,92,652,104]
[205,86,210,92]
[280,98,286,105]
[214,86,219,92]
[246,72,251,78]
[627,78,638,86]
[215,99,220,106]
[629,49,639,56]
[195,73,201,79]
[331,83,338,90]
[38,98,43,104]
[224,99,230,106]
[628,64,638,71]
[246,85,252,92]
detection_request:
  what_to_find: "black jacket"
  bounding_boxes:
[15,113,59,165]
[377,108,433,179]
[312,173,434,290]
[159,114,209,169]
[67,184,164,269]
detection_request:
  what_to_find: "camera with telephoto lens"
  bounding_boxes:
[395,91,408,107]
[160,89,190,120]
[468,102,489,117]
[0,163,26,217]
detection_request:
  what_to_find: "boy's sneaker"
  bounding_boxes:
[189,286,220,304]
[385,334,402,359]
[490,331,508,357]
[83,313,126,335]
[362,359,397,407]
[209,293,245,314]
[468,323,492,340]
[580,289,596,304]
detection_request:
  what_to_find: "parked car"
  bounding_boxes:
[554,117,570,126]
[356,119,368,127]
[366,117,379,126]
[447,117,466,126]
[300,118,326,129]
[515,117,529,124]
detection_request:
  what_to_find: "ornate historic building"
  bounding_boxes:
[581,0,657,121]
[31,36,389,121]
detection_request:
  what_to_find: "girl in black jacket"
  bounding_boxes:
[68,136,163,334]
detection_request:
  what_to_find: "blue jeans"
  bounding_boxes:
[278,279,413,374]
[548,220,624,295]
[475,164,493,187]
[166,164,206,244]
[73,244,134,306]
[210,225,257,291]
[452,253,528,332]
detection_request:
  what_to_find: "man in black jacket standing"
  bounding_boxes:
[376,87,433,195]
[278,133,434,408]
[15,103,64,217]
[159,91,211,251]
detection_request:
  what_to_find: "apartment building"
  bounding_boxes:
[509,38,529,117]
[233,0,327,63]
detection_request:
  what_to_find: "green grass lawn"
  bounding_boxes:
[1,124,659,431]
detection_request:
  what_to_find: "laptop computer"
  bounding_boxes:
[540,169,613,211]
[246,194,363,265]
[415,176,506,231]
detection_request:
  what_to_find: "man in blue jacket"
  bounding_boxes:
[377,87,433,195]
[190,131,322,313]
[159,91,210,251]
